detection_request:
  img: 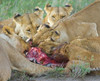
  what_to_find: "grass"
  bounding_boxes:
[9,64,91,81]
[8,70,36,81]
[9,68,66,81]
[0,0,95,20]
[45,67,66,78]
[70,63,91,78]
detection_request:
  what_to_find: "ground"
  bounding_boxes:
[9,71,100,81]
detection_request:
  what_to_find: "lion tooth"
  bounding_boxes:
[26,38,31,42]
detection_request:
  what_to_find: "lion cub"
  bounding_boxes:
[13,7,44,41]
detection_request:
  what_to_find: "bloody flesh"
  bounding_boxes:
[26,47,67,68]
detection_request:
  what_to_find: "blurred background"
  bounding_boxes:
[0,0,95,20]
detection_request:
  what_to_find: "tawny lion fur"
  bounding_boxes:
[44,3,73,26]
[53,37,100,75]
[63,0,100,35]
[52,17,98,43]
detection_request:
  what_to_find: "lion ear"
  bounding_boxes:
[13,13,22,23]
[65,3,73,15]
[14,13,21,19]
[2,26,14,37]
[34,7,44,19]
[44,3,52,14]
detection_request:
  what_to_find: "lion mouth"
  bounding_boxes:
[26,38,34,47]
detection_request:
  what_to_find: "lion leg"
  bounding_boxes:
[7,45,53,76]
[0,51,11,81]
[64,60,90,77]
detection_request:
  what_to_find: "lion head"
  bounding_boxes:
[38,39,60,54]
[2,26,30,55]
[13,7,44,41]
[44,3,73,26]
[33,24,60,46]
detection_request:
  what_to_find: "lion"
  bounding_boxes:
[13,7,44,41]
[44,0,100,44]
[52,17,98,43]
[43,3,73,26]
[52,40,100,76]
[0,26,52,81]
[29,24,61,54]
[33,20,98,54]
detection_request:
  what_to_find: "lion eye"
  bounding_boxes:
[51,38,55,42]
[16,30,19,35]
[55,31,59,35]
[27,29,30,31]
[27,29,31,33]
[52,16,55,18]
[51,46,55,50]
[61,16,65,18]
[16,32,19,35]
[36,26,40,30]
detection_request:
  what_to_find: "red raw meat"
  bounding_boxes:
[26,47,67,68]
